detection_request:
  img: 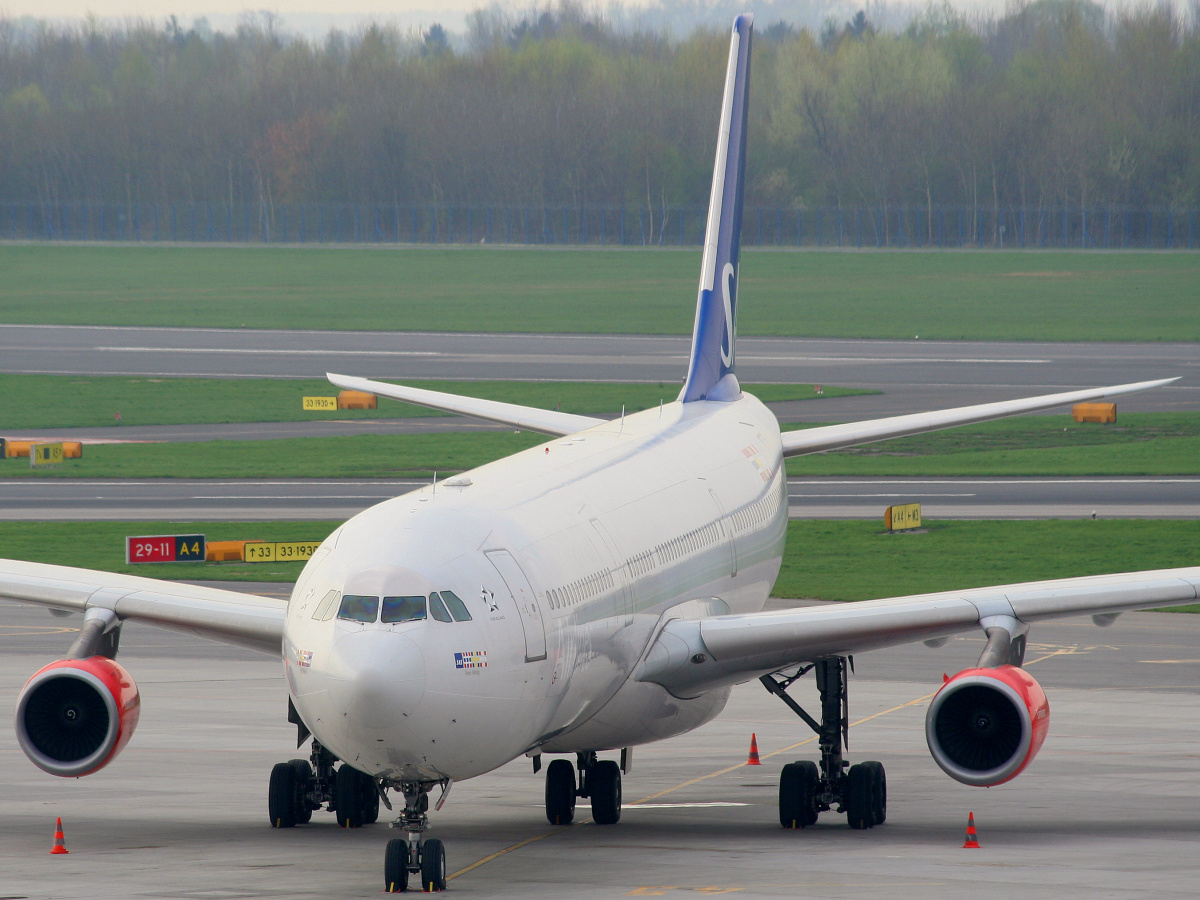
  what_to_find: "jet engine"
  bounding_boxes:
[15,657,141,777]
[925,664,1049,787]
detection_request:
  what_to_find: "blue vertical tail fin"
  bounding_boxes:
[679,14,753,404]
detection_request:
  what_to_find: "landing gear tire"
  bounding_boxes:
[362,784,381,825]
[268,761,301,828]
[288,758,314,824]
[863,760,886,826]
[846,761,885,829]
[545,758,577,825]
[590,759,622,825]
[779,760,820,829]
[420,837,447,892]
[335,764,376,828]
[384,838,410,893]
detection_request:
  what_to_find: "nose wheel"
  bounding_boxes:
[384,781,449,893]
[763,657,887,830]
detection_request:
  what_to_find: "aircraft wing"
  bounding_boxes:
[327,373,605,437]
[636,566,1200,698]
[780,377,1178,457]
[0,559,286,655]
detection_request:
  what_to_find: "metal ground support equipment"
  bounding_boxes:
[761,656,886,830]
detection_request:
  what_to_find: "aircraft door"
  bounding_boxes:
[485,550,547,662]
[589,518,633,625]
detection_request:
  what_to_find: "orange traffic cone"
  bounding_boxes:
[962,812,980,849]
[746,733,762,765]
[50,817,69,855]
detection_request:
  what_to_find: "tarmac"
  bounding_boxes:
[1,325,1196,417]
[2,476,1200,521]
[3,595,1199,899]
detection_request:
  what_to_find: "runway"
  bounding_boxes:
[2,596,1198,899]
[1,324,1195,420]
[3,476,1198,521]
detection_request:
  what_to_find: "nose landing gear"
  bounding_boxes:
[762,656,886,830]
[384,781,449,893]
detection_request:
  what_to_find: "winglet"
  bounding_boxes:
[679,14,753,404]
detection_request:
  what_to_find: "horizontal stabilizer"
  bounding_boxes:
[780,377,1179,457]
[327,373,605,437]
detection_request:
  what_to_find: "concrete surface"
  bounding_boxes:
[2,598,1199,899]
[2,476,1198,521]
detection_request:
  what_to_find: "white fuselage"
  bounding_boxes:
[282,392,787,783]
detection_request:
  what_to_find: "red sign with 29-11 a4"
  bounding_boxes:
[126,534,206,564]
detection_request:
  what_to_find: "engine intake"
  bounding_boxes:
[925,665,1048,787]
[15,657,141,777]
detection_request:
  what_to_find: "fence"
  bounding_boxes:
[3,203,1196,249]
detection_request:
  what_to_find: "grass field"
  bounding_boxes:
[0,375,866,430]
[1,245,1196,341]
[786,413,1200,476]
[2,520,1193,610]
[4,412,1195,478]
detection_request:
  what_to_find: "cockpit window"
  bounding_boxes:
[440,590,473,622]
[428,593,453,623]
[337,594,379,623]
[381,595,427,624]
[312,589,341,621]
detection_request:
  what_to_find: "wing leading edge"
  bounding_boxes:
[637,566,1200,698]
[0,559,286,655]
[780,377,1179,457]
[327,373,605,437]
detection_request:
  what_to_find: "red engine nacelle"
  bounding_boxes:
[925,664,1049,787]
[15,656,141,777]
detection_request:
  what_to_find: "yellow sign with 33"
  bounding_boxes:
[302,397,339,411]
[243,541,323,563]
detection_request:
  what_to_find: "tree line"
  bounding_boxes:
[1,1,1197,224]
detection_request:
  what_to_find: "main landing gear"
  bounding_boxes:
[544,751,622,825]
[761,656,886,830]
[268,739,381,829]
[384,781,448,893]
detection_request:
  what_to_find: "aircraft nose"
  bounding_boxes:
[326,630,426,727]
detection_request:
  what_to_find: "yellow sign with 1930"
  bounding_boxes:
[302,396,339,411]
[243,541,323,563]
[885,502,922,531]
[30,442,65,467]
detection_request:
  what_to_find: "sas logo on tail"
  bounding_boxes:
[454,650,488,669]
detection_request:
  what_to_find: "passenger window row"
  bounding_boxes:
[312,590,474,624]
[654,520,722,566]
[547,569,614,610]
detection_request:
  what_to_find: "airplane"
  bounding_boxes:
[2,13,1197,895]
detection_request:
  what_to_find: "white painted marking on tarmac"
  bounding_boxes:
[1140,660,1200,664]
[789,492,977,498]
[743,355,1050,364]
[191,495,391,500]
[624,802,750,809]
[788,478,1200,485]
[96,346,441,356]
